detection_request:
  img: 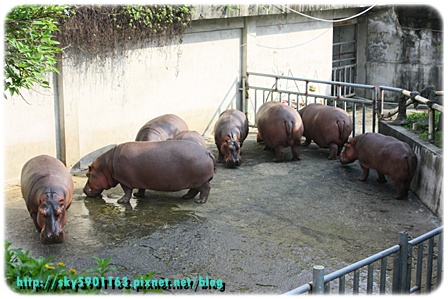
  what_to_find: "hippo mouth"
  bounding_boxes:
[225,158,241,168]
[83,184,103,197]
[40,228,66,245]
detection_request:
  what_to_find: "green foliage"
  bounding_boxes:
[4,5,192,99]
[5,241,113,294]
[56,5,192,57]
[4,5,69,98]
[401,111,443,148]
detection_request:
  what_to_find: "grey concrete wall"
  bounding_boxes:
[379,121,443,218]
[363,6,443,99]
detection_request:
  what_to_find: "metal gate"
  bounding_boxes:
[332,22,357,97]
[242,72,378,137]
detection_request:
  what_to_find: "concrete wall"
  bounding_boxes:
[379,121,443,219]
[4,6,359,186]
[362,6,443,99]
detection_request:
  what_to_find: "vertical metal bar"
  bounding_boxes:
[367,264,374,294]
[324,281,330,294]
[339,275,345,294]
[392,251,400,293]
[436,233,443,288]
[426,237,434,292]
[428,107,435,141]
[353,270,360,294]
[399,232,409,294]
[405,242,412,292]
[312,265,325,294]
[380,257,387,294]
[373,88,377,133]
[362,104,366,134]
[352,103,357,137]
[415,243,424,293]
[254,88,258,125]
[242,78,247,115]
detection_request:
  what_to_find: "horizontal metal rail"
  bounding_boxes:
[379,86,443,142]
[284,227,443,295]
[248,71,376,89]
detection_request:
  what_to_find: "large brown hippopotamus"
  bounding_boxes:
[173,130,207,148]
[135,114,189,142]
[256,101,304,162]
[213,109,249,168]
[299,103,353,159]
[83,140,215,204]
[20,155,74,244]
[340,132,417,199]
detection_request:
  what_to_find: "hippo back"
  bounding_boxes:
[135,114,189,141]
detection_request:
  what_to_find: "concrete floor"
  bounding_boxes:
[4,131,441,294]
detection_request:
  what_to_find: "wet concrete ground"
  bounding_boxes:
[4,130,441,294]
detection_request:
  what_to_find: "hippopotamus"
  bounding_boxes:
[173,130,207,148]
[340,132,417,199]
[20,155,74,244]
[213,109,249,167]
[256,101,304,162]
[299,103,353,159]
[135,114,189,142]
[83,140,215,204]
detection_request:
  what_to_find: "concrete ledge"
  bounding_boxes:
[379,120,443,219]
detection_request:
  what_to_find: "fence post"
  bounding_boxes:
[312,265,325,294]
[393,232,410,294]
[393,94,408,125]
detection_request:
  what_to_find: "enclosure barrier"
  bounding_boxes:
[379,86,444,142]
[243,72,378,136]
[284,226,443,295]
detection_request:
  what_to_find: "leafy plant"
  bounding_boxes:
[4,5,69,99]
[5,241,118,294]
[401,111,442,148]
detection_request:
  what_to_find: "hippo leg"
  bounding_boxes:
[117,184,133,203]
[273,145,285,162]
[328,143,338,160]
[302,137,311,147]
[196,182,211,204]
[394,180,408,200]
[291,144,301,161]
[358,166,369,181]
[377,173,387,183]
[182,189,199,199]
[256,132,263,143]
[217,152,224,163]
[134,189,145,197]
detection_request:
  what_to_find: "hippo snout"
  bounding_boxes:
[40,226,65,244]
[225,157,241,168]
[83,183,102,197]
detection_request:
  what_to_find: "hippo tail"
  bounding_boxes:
[284,120,294,144]
[336,120,347,143]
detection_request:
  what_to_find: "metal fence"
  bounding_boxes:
[379,86,444,142]
[243,72,378,136]
[284,226,443,295]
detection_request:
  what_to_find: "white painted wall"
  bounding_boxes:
[3,10,338,185]
[3,82,58,187]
